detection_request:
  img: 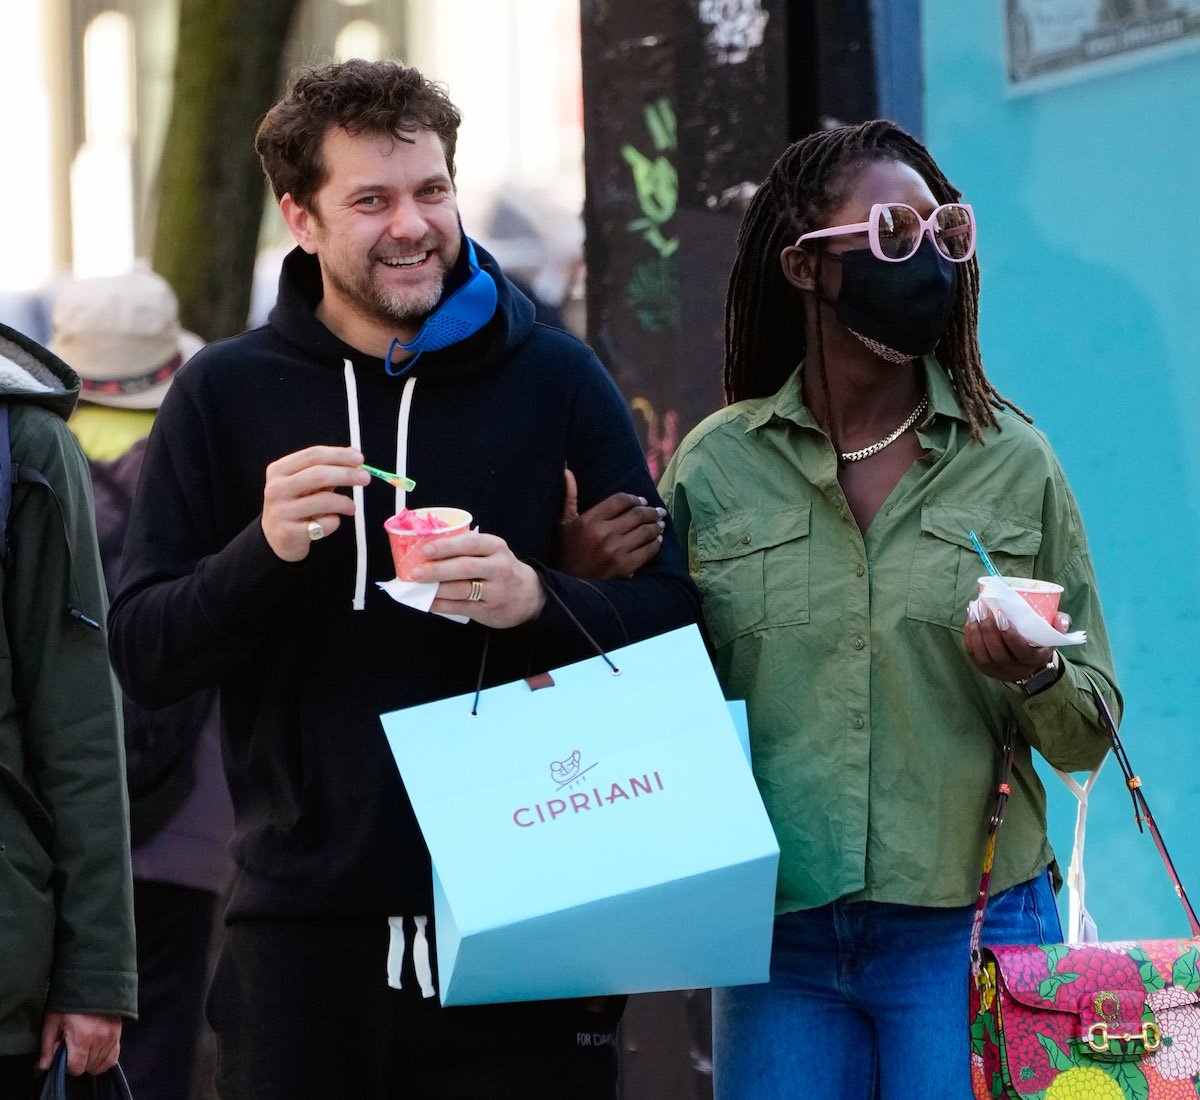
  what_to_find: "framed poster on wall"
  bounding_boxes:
[1005,0,1200,92]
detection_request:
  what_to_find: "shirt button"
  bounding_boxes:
[853,716,865,729]
[853,636,865,650]
[740,534,751,545]
[856,564,865,577]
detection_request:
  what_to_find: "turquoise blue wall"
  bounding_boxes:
[922,7,1200,939]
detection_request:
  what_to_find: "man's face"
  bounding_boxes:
[285,126,462,351]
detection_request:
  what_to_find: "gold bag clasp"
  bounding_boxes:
[1085,1021,1161,1056]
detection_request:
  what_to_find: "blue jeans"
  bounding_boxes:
[711,872,1062,1100]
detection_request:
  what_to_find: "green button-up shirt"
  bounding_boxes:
[660,357,1120,913]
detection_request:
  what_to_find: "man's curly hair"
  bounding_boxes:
[255,59,462,211]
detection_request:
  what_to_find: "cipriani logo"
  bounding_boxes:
[513,747,665,829]
[550,748,595,790]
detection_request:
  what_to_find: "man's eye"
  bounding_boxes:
[358,196,381,207]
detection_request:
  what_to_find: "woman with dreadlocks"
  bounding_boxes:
[659,121,1119,1097]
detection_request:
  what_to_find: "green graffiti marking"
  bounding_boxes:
[622,97,679,329]
[625,257,679,333]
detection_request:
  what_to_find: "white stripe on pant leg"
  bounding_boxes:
[413,915,436,999]
[386,916,405,990]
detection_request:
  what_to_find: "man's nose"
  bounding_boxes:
[387,198,430,241]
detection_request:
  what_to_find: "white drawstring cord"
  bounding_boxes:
[385,916,406,989]
[385,914,436,998]
[394,377,417,514]
[342,360,367,611]
[413,915,435,998]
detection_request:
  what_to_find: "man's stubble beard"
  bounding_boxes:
[323,252,450,330]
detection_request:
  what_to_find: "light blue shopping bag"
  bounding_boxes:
[380,623,779,1006]
[727,698,750,762]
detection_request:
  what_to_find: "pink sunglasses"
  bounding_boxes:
[796,202,977,264]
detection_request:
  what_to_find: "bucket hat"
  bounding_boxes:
[49,270,203,409]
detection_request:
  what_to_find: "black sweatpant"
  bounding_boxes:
[0,1054,35,1100]
[206,916,624,1099]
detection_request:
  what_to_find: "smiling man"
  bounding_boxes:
[107,60,697,1099]
[281,125,462,350]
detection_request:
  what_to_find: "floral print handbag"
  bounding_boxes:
[969,679,1200,1099]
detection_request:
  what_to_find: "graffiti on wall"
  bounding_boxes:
[630,397,680,481]
[698,0,770,65]
[621,97,679,333]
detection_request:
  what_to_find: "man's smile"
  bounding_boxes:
[378,252,430,268]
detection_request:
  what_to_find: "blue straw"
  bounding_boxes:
[968,530,1001,577]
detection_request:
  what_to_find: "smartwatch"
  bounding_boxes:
[1013,651,1062,696]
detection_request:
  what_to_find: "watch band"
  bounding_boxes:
[1013,650,1062,696]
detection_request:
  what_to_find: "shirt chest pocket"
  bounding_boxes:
[692,505,811,650]
[907,504,1042,630]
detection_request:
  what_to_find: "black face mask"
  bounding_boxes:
[826,237,958,359]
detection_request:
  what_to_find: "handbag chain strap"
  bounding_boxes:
[969,674,1200,979]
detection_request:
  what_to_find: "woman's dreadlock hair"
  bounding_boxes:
[722,119,1028,442]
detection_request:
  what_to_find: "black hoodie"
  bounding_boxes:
[108,245,700,920]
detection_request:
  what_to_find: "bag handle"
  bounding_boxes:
[468,583,621,716]
[1078,673,1200,936]
[38,1044,134,1100]
[1053,756,1106,943]
[970,675,1199,977]
[539,584,622,675]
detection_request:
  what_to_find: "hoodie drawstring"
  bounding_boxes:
[394,376,417,514]
[341,361,419,611]
[342,361,367,611]
[385,914,436,998]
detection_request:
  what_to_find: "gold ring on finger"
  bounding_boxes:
[467,579,484,603]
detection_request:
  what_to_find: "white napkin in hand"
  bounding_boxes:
[376,577,469,624]
[976,575,1086,647]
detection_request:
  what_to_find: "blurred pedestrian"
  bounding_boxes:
[0,322,135,1097]
[108,59,695,1100]
[660,120,1120,1098]
[50,270,234,1100]
[478,181,584,334]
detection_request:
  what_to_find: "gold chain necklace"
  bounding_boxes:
[839,395,929,463]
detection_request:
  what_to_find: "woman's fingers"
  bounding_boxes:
[964,603,1054,682]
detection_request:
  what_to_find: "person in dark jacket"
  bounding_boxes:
[107,59,697,1099]
[0,323,136,1096]
[51,269,235,1100]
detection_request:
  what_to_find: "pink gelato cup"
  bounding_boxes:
[978,576,1063,626]
[385,507,473,581]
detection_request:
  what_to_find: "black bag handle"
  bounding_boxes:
[468,581,621,716]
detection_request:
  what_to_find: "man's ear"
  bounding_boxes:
[780,244,818,293]
[280,194,319,255]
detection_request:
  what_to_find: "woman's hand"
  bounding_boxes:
[554,468,665,579]
[963,601,1066,685]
